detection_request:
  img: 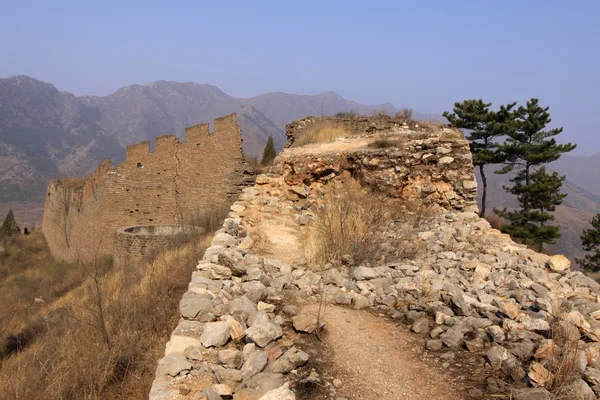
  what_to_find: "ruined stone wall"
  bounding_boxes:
[277,135,478,212]
[42,114,255,262]
[285,115,461,147]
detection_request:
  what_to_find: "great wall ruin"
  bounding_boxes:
[40,114,600,399]
[42,114,254,263]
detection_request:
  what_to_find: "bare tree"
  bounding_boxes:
[60,228,112,349]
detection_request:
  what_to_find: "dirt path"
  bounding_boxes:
[262,222,304,264]
[299,304,466,400]
[283,136,374,155]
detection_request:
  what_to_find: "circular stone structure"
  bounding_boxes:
[113,224,203,266]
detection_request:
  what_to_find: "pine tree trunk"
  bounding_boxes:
[479,164,487,218]
[524,164,531,212]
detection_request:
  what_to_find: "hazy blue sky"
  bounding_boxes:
[1,1,598,153]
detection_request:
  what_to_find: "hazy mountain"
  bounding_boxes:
[0,75,124,204]
[2,75,437,225]
[4,74,595,265]
[477,166,600,266]
[550,154,600,197]
[241,91,443,129]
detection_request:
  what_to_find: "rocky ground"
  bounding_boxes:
[151,132,600,400]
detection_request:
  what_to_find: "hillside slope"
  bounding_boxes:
[477,167,600,265]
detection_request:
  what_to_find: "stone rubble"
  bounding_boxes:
[151,128,600,400]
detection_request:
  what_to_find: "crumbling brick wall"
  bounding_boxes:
[42,114,254,262]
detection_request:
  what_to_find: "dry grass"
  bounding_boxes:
[294,122,348,146]
[190,204,231,234]
[368,136,408,149]
[418,120,447,133]
[542,304,584,399]
[395,108,413,122]
[302,179,438,270]
[334,111,358,118]
[371,109,390,117]
[302,179,388,268]
[251,219,273,256]
[0,219,215,399]
[485,213,505,231]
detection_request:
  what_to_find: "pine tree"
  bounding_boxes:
[443,100,516,217]
[495,99,576,252]
[260,136,277,167]
[499,167,565,250]
[577,214,600,272]
[0,209,21,238]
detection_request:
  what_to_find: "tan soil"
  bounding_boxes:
[283,136,374,155]
[262,222,304,264]
[299,303,467,400]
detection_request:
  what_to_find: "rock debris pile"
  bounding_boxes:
[152,127,600,400]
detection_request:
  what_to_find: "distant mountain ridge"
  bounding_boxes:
[2,75,598,266]
[0,74,425,222]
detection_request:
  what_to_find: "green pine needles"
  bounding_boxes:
[443,100,517,217]
[577,214,600,272]
[260,135,277,167]
[494,99,575,252]
[0,209,21,239]
[445,98,576,253]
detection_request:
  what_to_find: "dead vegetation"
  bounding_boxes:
[395,108,413,122]
[302,179,387,268]
[536,302,586,399]
[485,213,505,231]
[0,211,219,399]
[368,136,408,149]
[302,179,438,270]
[294,121,348,146]
[251,219,273,256]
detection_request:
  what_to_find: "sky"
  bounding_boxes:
[1,0,599,153]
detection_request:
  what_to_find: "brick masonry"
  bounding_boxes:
[42,114,255,262]
[113,225,202,267]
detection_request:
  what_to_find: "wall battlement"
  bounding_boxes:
[42,113,255,262]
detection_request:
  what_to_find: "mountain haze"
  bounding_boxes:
[2,75,598,266]
[477,167,600,266]
[0,75,419,224]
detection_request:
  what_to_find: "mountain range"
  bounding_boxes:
[0,75,436,204]
[1,75,599,266]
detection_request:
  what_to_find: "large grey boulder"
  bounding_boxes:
[264,347,309,373]
[562,379,596,400]
[179,293,214,321]
[245,321,283,348]
[201,321,231,347]
[257,384,296,400]
[510,387,552,400]
[241,350,269,380]
[487,345,509,370]
[156,353,192,377]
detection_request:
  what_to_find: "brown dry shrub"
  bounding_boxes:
[485,213,505,231]
[251,219,273,256]
[368,136,408,149]
[294,121,348,146]
[395,108,413,122]
[0,224,213,399]
[302,179,388,268]
[543,304,586,399]
[190,204,231,234]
